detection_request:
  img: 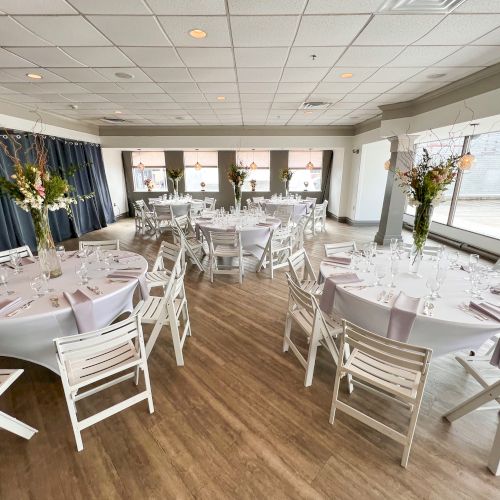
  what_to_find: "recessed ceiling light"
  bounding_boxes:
[114,110,122,114]
[189,29,207,39]
[114,72,134,79]
[427,73,447,79]
[304,110,313,115]
[216,96,225,101]
[340,73,353,79]
[26,73,43,80]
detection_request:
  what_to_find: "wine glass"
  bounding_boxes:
[75,263,89,285]
[0,266,13,295]
[30,275,44,297]
[389,258,399,288]
[448,250,459,269]
[469,254,480,272]
[390,238,398,255]
[40,268,53,293]
[426,276,440,300]
[10,252,21,274]
[474,272,490,299]
[374,261,387,286]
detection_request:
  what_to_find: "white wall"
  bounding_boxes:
[101,149,127,215]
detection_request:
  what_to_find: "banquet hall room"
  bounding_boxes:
[1,1,500,499]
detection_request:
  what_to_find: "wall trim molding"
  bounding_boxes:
[327,212,379,226]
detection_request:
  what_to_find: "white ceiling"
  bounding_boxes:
[0,0,499,127]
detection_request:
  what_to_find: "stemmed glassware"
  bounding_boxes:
[374,261,387,286]
[390,238,398,255]
[10,251,21,274]
[464,253,480,281]
[426,276,441,300]
[40,268,54,293]
[0,266,14,295]
[30,275,44,297]
[389,258,399,288]
[448,250,459,269]
[75,262,89,285]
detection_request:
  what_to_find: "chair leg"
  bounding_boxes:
[141,363,155,414]
[304,341,318,388]
[0,411,37,440]
[169,314,185,366]
[145,320,164,358]
[488,422,500,476]
[67,396,84,452]
[283,313,292,352]
[329,370,342,425]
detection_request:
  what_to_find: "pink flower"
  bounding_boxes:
[34,183,45,198]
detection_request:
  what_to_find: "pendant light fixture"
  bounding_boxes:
[137,149,144,171]
[250,148,257,170]
[458,123,478,171]
[194,149,202,171]
[306,149,314,170]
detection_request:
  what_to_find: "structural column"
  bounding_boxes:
[374,135,417,245]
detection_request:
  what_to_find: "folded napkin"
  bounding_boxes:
[490,285,500,295]
[107,270,149,300]
[256,222,275,227]
[323,256,351,265]
[63,289,96,333]
[0,297,24,317]
[387,292,421,343]
[197,216,213,221]
[320,273,361,315]
[469,301,500,322]
[490,340,500,369]
[21,257,35,266]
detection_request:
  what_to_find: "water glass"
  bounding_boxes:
[10,252,21,274]
[390,238,398,255]
[40,268,53,293]
[469,254,480,272]
[389,258,399,288]
[374,261,387,286]
[56,244,66,262]
[426,276,440,300]
[448,250,459,269]
[30,275,44,297]
[0,266,11,295]
[75,263,89,285]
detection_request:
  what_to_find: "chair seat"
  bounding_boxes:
[65,340,140,388]
[344,349,421,402]
[214,245,240,257]
[138,296,167,322]
[145,270,172,287]
[300,279,323,296]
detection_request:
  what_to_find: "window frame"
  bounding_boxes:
[288,150,323,192]
[131,152,168,193]
[183,151,219,193]
[236,150,271,192]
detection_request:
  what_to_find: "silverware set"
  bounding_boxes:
[87,285,103,295]
[458,303,489,321]
[6,299,35,317]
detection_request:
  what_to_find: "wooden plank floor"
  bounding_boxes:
[0,218,499,499]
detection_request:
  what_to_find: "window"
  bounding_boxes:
[236,150,270,192]
[288,151,323,191]
[184,151,219,192]
[131,151,167,192]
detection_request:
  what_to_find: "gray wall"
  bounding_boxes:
[123,150,331,213]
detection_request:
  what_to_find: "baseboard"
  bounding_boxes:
[114,212,129,220]
[327,212,379,227]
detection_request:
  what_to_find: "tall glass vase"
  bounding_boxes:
[284,180,290,198]
[409,202,433,275]
[31,207,62,278]
[174,178,179,197]
[233,184,242,214]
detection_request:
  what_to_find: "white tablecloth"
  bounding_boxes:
[262,201,308,222]
[151,200,191,217]
[319,254,500,357]
[0,251,147,373]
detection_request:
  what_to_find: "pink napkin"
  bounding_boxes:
[491,285,500,295]
[469,301,500,322]
[21,257,35,266]
[320,273,361,315]
[323,256,351,265]
[63,289,96,333]
[256,222,275,227]
[107,270,149,299]
[386,292,421,343]
[490,339,500,369]
[0,297,23,317]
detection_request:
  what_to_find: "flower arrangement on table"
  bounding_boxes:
[227,162,249,211]
[200,181,206,191]
[0,134,93,277]
[144,178,154,191]
[249,179,257,192]
[279,168,293,196]
[395,147,460,271]
[167,168,183,195]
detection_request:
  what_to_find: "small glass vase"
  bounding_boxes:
[174,178,179,197]
[31,207,62,278]
[409,202,434,276]
[233,184,242,214]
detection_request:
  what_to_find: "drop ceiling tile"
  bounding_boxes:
[472,26,500,45]
[15,15,111,46]
[0,93,54,102]
[412,66,485,82]
[305,0,384,13]
[324,67,377,82]
[270,102,303,109]
[287,46,345,68]
[281,67,329,82]
[0,17,51,46]
[116,82,164,93]
[228,0,306,14]
[455,0,500,13]
[434,46,500,67]
[330,102,359,110]
[1,82,87,94]
[170,93,207,102]
[234,47,288,67]
[273,93,309,102]
[147,0,226,15]
[386,46,461,67]
[340,93,380,102]
[277,82,316,93]
[87,16,170,46]
[78,82,123,93]
[0,0,77,14]
[240,93,275,102]
[0,48,35,67]
[0,68,67,83]
[415,14,500,45]
[237,68,282,82]
[189,67,236,82]
[241,102,271,109]
[158,16,230,47]
[67,0,151,14]
[352,82,397,93]
[197,82,238,93]
[186,108,217,115]
[238,82,277,93]
[120,47,183,67]
[231,16,299,47]
[159,82,201,93]
[354,14,443,46]
[204,94,239,102]
[128,94,175,102]
[366,67,422,82]
[308,93,346,102]
[8,47,84,67]
[142,68,193,82]
[60,93,110,102]
[0,85,19,94]
[47,67,109,82]
[178,48,233,67]
[94,67,152,82]
[62,47,134,67]
[336,46,404,67]
[387,81,442,94]
[315,82,358,93]
[294,15,370,46]
[180,102,212,109]
[119,101,180,108]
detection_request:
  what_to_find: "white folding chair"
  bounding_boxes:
[54,314,154,451]
[288,248,323,295]
[172,216,204,272]
[138,265,192,365]
[283,275,342,387]
[291,215,308,251]
[330,320,432,468]
[303,207,316,236]
[208,231,243,284]
[153,205,173,237]
[314,200,328,233]
[133,200,155,234]
[204,197,216,210]
[148,197,161,205]
[402,242,441,256]
[146,241,184,292]
[257,227,293,279]
[324,241,357,257]
[0,245,34,264]
[0,369,38,440]
[79,240,120,251]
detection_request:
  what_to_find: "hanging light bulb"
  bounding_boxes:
[306,149,314,170]
[250,148,257,170]
[384,158,391,171]
[458,123,478,171]
[137,149,145,171]
[194,149,202,171]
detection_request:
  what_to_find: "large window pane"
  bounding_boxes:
[131,151,165,167]
[452,131,500,239]
[133,167,167,192]
[288,151,322,191]
[184,151,219,192]
[236,150,270,192]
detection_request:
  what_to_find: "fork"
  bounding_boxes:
[458,304,485,321]
[461,302,490,320]
[6,300,35,317]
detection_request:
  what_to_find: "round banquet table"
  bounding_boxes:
[319,253,500,357]
[195,215,281,259]
[150,199,192,217]
[0,251,147,373]
[261,199,312,222]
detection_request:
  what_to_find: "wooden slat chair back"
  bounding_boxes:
[402,242,441,256]
[133,200,155,233]
[283,274,341,386]
[288,248,318,289]
[291,215,308,251]
[147,241,184,292]
[79,240,120,251]
[204,197,216,210]
[303,206,316,236]
[54,314,154,451]
[324,241,357,257]
[172,217,204,272]
[208,230,243,284]
[0,369,38,440]
[0,245,34,265]
[314,200,328,232]
[153,205,173,237]
[256,227,293,279]
[329,320,432,468]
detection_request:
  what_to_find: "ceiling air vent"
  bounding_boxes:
[300,101,330,110]
[378,0,466,14]
[101,117,127,124]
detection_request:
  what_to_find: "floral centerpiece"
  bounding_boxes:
[227,162,248,212]
[395,148,460,273]
[167,168,183,196]
[250,179,256,192]
[200,181,206,192]
[0,135,92,277]
[279,168,293,197]
[144,178,154,192]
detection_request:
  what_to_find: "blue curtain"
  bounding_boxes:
[0,131,115,251]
